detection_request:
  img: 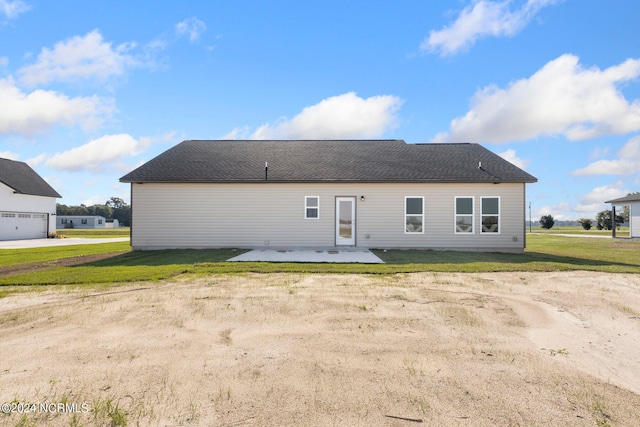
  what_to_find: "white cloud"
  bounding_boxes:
[45,134,151,172]
[498,148,529,169]
[0,150,18,160]
[572,135,640,176]
[176,17,207,42]
[82,195,109,207]
[221,125,251,140]
[0,77,114,135]
[574,181,630,215]
[17,30,141,87]
[423,0,559,56]
[432,55,640,144]
[249,92,403,140]
[534,202,572,221]
[0,0,30,19]
[25,153,46,166]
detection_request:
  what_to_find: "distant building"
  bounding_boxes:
[105,219,119,229]
[57,215,106,229]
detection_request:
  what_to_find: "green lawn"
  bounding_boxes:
[55,227,130,238]
[0,233,638,287]
[530,224,629,237]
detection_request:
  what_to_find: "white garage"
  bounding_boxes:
[0,158,61,241]
[0,212,48,240]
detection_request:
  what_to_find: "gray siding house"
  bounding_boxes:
[606,193,640,239]
[0,158,61,240]
[57,215,106,229]
[120,140,537,252]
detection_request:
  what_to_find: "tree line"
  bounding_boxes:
[56,197,130,227]
[539,209,628,230]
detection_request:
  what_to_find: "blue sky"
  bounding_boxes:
[1,0,639,220]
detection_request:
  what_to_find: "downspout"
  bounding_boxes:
[129,184,133,248]
[523,184,527,251]
[612,205,616,238]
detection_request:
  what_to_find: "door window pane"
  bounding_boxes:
[338,200,353,239]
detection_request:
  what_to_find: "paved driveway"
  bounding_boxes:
[0,237,129,249]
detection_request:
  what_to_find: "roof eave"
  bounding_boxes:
[121,178,538,184]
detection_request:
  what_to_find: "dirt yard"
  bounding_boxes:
[1,272,639,426]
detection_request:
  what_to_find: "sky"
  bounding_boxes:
[1,0,639,221]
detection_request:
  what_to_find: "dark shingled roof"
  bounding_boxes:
[606,193,640,204]
[120,140,537,184]
[0,157,61,198]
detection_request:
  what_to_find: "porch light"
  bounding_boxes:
[360,196,365,202]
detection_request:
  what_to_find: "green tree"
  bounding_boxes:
[596,210,624,230]
[539,214,555,229]
[57,198,130,226]
[106,197,126,210]
[577,218,593,230]
[106,197,131,226]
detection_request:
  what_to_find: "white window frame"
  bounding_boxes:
[481,196,501,234]
[404,196,424,234]
[305,196,320,219]
[454,196,474,234]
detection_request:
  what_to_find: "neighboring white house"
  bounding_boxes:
[57,215,106,229]
[0,158,61,240]
[606,193,640,239]
[120,140,538,252]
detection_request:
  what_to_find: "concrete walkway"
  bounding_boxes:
[0,237,129,249]
[228,249,385,263]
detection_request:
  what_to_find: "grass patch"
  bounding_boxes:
[531,225,629,237]
[0,241,130,268]
[55,227,130,238]
[0,234,638,287]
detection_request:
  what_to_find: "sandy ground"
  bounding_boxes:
[1,271,639,426]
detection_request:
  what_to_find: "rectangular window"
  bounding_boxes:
[98,219,103,225]
[481,197,500,233]
[81,219,88,225]
[61,219,67,224]
[1,213,16,218]
[18,214,31,218]
[455,197,474,233]
[305,196,319,219]
[405,196,424,234]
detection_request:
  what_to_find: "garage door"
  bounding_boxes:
[0,212,48,240]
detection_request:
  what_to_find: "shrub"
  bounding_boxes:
[578,218,593,230]
[539,214,555,229]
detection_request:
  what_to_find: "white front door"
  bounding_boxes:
[336,197,356,246]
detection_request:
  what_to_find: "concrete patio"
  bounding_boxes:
[227,249,385,263]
